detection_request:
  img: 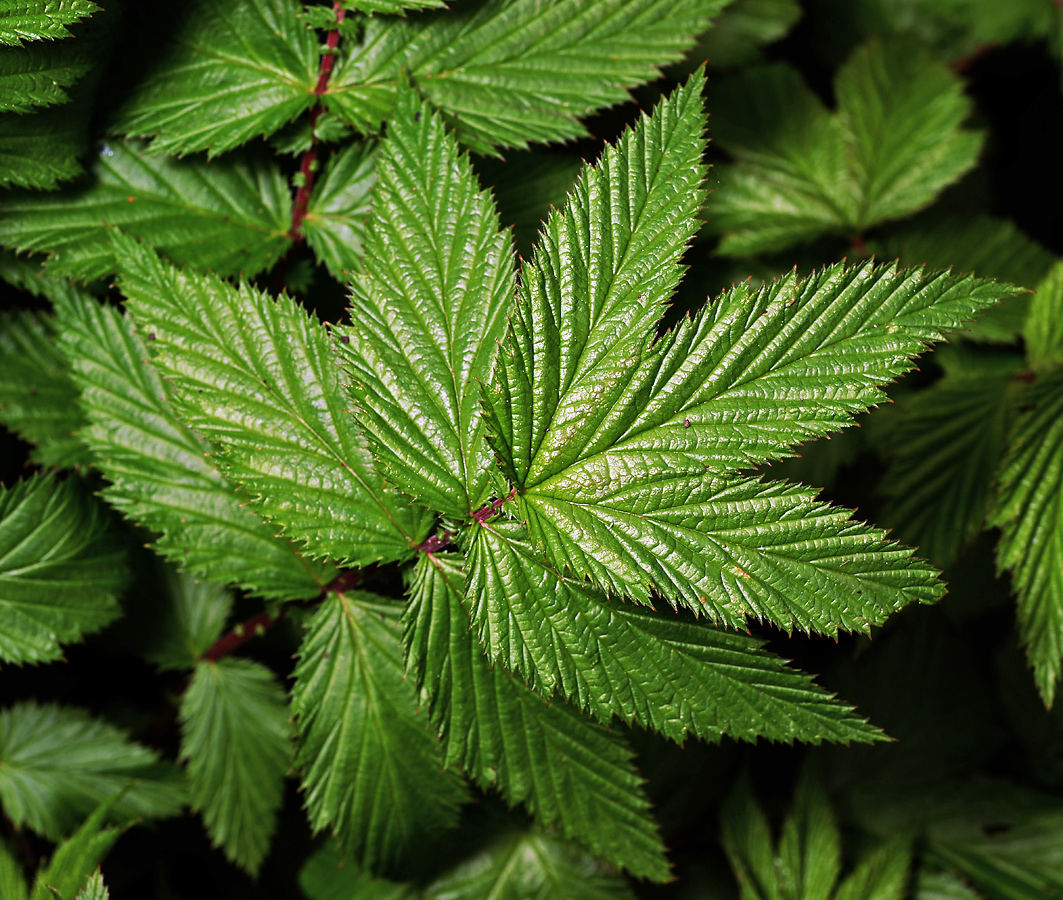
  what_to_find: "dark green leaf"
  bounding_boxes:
[141,568,234,670]
[302,140,376,279]
[1024,260,1063,372]
[0,40,90,113]
[0,0,97,45]
[30,796,124,900]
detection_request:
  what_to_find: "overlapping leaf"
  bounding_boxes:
[326,0,725,152]
[113,0,318,157]
[0,40,90,113]
[342,0,446,14]
[989,370,1063,707]
[705,39,983,255]
[0,0,97,45]
[75,873,109,900]
[302,140,376,278]
[1024,260,1063,372]
[0,140,291,280]
[114,236,428,566]
[0,702,185,840]
[140,568,234,670]
[405,552,667,880]
[468,519,882,745]
[0,474,126,665]
[336,88,514,515]
[179,658,290,874]
[55,288,329,599]
[0,100,88,189]
[291,591,467,869]
[0,309,90,468]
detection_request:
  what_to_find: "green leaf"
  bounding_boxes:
[0,40,90,113]
[0,102,88,189]
[0,309,91,468]
[988,369,1063,708]
[179,658,291,875]
[302,140,376,279]
[114,236,428,568]
[30,796,124,900]
[0,474,126,666]
[0,702,185,841]
[405,552,669,881]
[878,353,1025,568]
[877,214,1054,343]
[291,591,468,870]
[832,836,912,900]
[141,567,234,670]
[74,872,109,900]
[468,519,883,745]
[0,139,292,281]
[689,0,802,69]
[720,776,780,900]
[54,287,330,601]
[299,843,415,900]
[777,773,842,900]
[0,0,97,45]
[1024,260,1063,372]
[0,838,29,900]
[337,88,515,516]
[706,40,983,255]
[483,69,707,489]
[113,0,318,157]
[326,0,726,152]
[342,0,446,14]
[423,828,638,900]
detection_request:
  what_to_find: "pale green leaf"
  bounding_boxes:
[690,0,802,69]
[424,829,637,900]
[0,702,185,841]
[1024,260,1063,372]
[878,354,1025,568]
[483,70,707,488]
[988,370,1063,708]
[405,552,668,881]
[0,40,89,113]
[54,288,330,600]
[0,474,125,666]
[299,843,415,900]
[337,88,515,515]
[141,567,234,670]
[74,871,109,900]
[113,0,318,157]
[706,40,983,255]
[0,309,91,468]
[179,658,290,875]
[468,519,883,745]
[832,836,912,900]
[0,0,97,45]
[291,591,468,869]
[0,139,292,281]
[0,838,29,900]
[114,236,429,567]
[302,140,376,279]
[30,797,124,900]
[326,0,725,152]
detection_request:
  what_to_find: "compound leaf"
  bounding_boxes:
[291,591,468,870]
[691,0,802,69]
[0,309,90,468]
[299,843,415,900]
[302,140,376,279]
[0,139,292,281]
[468,519,883,745]
[55,288,330,600]
[326,0,725,152]
[406,552,668,881]
[0,1,97,45]
[114,236,428,567]
[833,836,912,900]
[29,798,123,900]
[179,658,291,875]
[337,88,514,515]
[0,474,126,666]
[113,0,318,157]
[0,702,185,841]
[989,369,1063,708]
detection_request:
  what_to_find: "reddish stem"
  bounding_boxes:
[288,3,346,243]
[326,567,370,594]
[417,530,453,554]
[202,611,282,662]
[473,488,516,524]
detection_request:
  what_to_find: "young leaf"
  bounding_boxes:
[326,0,726,152]
[423,828,638,900]
[0,838,28,900]
[291,591,468,870]
[0,702,185,840]
[302,140,376,279]
[179,658,291,875]
[337,88,515,515]
[0,1,98,45]
[29,797,124,900]
[405,552,669,881]
[988,370,1063,708]
[141,567,234,670]
[114,236,429,567]
[55,288,331,600]
[0,309,91,468]
[720,776,779,900]
[0,140,292,281]
[1024,260,1063,372]
[342,0,446,14]
[0,40,91,113]
[777,773,842,900]
[705,40,983,254]
[113,0,318,157]
[467,519,883,745]
[878,353,1024,568]
[74,872,109,900]
[0,474,126,665]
